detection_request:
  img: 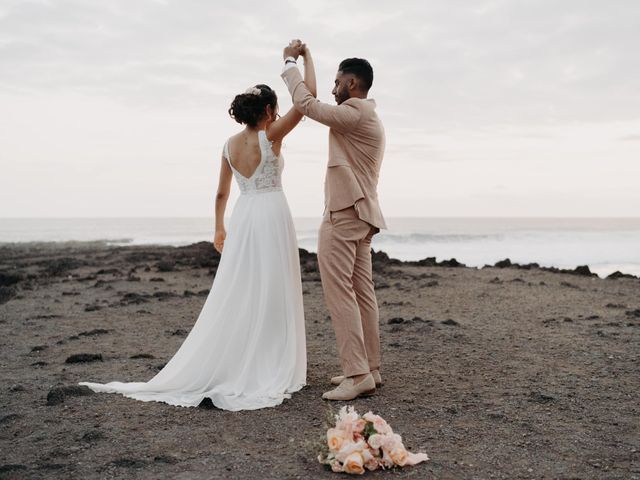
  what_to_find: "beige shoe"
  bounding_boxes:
[322,374,376,401]
[331,370,382,387]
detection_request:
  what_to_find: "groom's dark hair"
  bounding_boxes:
[338,58,373,91]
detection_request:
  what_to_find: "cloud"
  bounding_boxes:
[1,0,638,126]
[618,134,640,141]
[0,0,639,217]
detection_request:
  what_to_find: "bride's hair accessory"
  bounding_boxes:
[229,84,278,128]
[244,86,262,96]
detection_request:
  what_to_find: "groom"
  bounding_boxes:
[281,40,387,401]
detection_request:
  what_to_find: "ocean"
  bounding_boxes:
[1,217,639,278]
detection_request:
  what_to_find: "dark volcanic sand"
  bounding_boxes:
[0,241,638,479]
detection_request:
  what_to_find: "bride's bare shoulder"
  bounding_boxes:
[227,131,243,143]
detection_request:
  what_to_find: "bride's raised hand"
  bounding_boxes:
[214,229,226,253]
[283,39,302,60]
[269,39,315,142]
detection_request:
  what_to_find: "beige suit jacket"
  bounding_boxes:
[282,67,387,230]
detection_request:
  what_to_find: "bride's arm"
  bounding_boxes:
[266,105,302,145]
[214,151,233,253]
[267,44,317,143]
[302,46,317,98]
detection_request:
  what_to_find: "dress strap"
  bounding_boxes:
[258,129,274,149]
[223,139,230,160]
[222,139,234,170]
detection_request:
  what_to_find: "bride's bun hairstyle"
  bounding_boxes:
[228,84,278,128]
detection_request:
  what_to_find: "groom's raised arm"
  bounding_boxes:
[281,67,361,133]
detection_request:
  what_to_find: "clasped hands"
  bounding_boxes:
[282,39,308,60]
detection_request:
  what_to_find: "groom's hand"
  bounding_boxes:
[283,39,303,60]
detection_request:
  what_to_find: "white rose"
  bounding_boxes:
[367,433,384,450]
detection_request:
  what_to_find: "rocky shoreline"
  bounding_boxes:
[1,241,639,479]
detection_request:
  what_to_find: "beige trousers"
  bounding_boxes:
[317,205,381,377]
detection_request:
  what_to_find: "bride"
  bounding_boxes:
[79,42,316,411]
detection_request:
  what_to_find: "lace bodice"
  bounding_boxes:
[223,130,284,195]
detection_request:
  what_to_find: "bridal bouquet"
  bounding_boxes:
[318,406,429,474]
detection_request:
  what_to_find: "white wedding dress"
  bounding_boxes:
[79,130,307,410]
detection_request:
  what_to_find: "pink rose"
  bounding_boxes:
[360,447,374,463]
[335,439,367,464]
[353,418,366,433]
[363,411,380,423]
[364,456,380,471]
[373,417,392,435]
[380,448,394,468]
[381,433,403,451]
[368,445,381,460]
[363,412,392,435]
[389,445,409,466]
[327,428,347,453]
[343,452,365,475]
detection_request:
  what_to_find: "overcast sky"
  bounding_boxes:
[1,0,639,218]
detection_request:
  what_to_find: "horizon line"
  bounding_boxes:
[2,216,640,220]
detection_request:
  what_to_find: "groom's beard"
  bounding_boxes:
[335,92,348,105]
